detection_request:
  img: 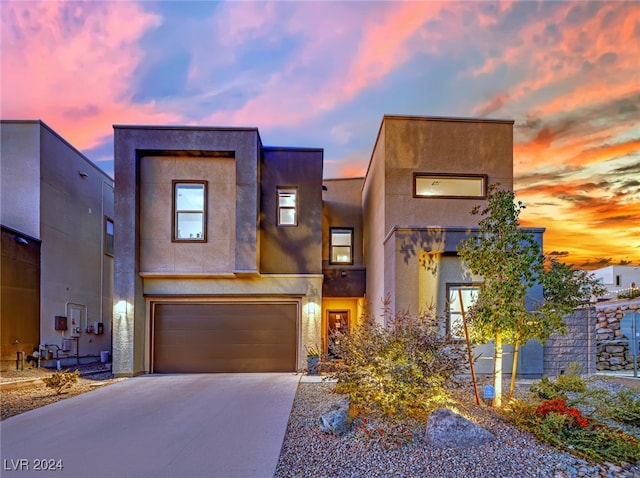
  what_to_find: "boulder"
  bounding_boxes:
[425,408,494,448]
[318,409,349,436]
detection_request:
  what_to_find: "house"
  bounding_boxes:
[592,265,640,300]
[112,115,546,377]
[0,120,114,369]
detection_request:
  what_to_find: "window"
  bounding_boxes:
[447,284,479,338]
[173,181,207,241]
[104,217,114,256]
[414,173,487,198]
[330,228,353,264]
[616,275,621,286]
[277,188,297,226]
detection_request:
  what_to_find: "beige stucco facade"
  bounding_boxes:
[113,126,324,375]
[363,116,515,319]
[1,121,114,366]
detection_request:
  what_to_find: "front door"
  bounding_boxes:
[327,310,350,359]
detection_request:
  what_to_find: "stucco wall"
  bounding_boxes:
[260,148,323,274]
[362,125,387,319]
[362,116,515,320]
[38,124,114,365]
[139,155,236,274]
[113,126,262,376]
[322,177,364,266]
[383,116,513,231]
[0,121,41,238]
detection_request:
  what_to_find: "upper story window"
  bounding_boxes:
[447,284,479,339]
[277,187,297,226]
[104,217,114,256]
[173,181,207,241]
[330,227,353,264]
[414,173,487,199]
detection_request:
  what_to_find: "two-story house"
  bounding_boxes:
[113,115,546,377]
[1,120,114,369]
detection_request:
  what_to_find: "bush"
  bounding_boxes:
[42,369,80,395]
[530,362,585,400]
[330,304,466,418]
[508,396,640,465]
[576,387,640,427]
[606,389,640,427]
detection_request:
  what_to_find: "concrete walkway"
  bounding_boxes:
[0,373,300,478]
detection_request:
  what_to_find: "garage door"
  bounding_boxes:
[153,302,297,373]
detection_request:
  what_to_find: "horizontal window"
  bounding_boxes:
[415,174,487,198]
[173,181,207,241]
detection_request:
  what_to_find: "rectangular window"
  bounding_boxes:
[447,284,480,338]
[104,217,114,256]
[173,181,207,241]
[330,228,353,264]
[414,173,487,198]
[277,187,297,226]
[615,275,621,286]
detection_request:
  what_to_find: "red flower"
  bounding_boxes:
[536,398,591,430]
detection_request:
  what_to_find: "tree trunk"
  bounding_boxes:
[493,332,502,407]
[509,340,520,400]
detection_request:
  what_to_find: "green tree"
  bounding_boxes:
[458,185,603,406]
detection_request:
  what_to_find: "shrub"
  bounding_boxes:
[577,387,640,427]
[330,303,466,418]
[530,362,585,400]
[606,389,640,427]
[508,397,640,465]
[42,369,80,395]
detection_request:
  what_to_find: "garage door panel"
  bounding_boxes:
[155,329,295,345]
[153,302,297,373]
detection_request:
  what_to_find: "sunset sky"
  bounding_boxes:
[2,1,639,268]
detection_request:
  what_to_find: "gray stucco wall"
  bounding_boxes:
[260,147,323,274]
[1,121,41,238]
[1,120,114,365]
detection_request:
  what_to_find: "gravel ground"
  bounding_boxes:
[0,363,126,420]
[3,366,639,477]
[275,378,640,478]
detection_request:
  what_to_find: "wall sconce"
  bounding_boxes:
[78,171,88,178]
[13,235,28,245]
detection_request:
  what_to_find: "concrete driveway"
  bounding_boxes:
[0,373,300,478]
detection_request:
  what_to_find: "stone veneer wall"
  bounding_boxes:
[544,307,595,377]
[595,299,640,372]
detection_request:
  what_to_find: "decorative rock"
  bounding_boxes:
[425,408,494,448]
[318,409,349,436]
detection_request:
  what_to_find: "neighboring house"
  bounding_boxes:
[1,120,114,369]
[359,116,545,376]
[112,115,546,377]
[592,265,640,300]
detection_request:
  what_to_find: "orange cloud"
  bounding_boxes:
[1,1,178,150]
[339,2,447,100]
